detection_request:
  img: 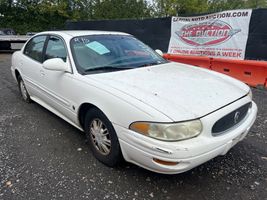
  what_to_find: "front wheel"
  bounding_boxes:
[84,108,123,167]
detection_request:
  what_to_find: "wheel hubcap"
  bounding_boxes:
[20,81,28,100]
[90,119,111,155]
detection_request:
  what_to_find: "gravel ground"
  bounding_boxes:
[0,53,266,200]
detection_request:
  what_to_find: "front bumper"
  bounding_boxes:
[114,97,257,174]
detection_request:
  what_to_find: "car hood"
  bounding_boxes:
[88,62,249,121]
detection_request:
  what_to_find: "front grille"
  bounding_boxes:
[212,102,252,136]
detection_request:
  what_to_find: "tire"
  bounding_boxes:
[84,108,123,167]
[18,76,31,103]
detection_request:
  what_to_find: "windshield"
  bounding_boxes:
[70,35,167,74]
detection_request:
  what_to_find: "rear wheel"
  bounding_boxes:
[84,108,122,167]
[18,76,31,103]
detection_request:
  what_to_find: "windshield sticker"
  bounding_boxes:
[86,41,110,55]
[74,37,90,44]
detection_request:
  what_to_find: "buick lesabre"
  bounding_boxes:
[11,31,257,174]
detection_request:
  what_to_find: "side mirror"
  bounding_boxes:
[43,58,71,73]
[155,49,163,57]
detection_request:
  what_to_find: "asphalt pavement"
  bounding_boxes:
[0,53,266,200]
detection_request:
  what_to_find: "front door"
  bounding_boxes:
[40,35,77,123]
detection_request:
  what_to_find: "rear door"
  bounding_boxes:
[20,35,47,98]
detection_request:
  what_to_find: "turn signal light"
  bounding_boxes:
[153,158,179,166]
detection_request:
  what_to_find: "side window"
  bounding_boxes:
[44,36,67,62]
[24,36,47,62]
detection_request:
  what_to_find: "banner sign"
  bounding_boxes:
[168,10,252,60]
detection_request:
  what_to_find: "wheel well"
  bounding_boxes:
[15,69,20,83]
[78,103,99,129]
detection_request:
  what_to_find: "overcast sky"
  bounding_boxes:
[146,0,153,5]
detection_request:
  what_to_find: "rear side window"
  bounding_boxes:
[24,36,47,62]
[44,36,67,62]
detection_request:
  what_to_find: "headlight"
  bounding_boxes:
[248,89,253,99]
[129,120,202,141]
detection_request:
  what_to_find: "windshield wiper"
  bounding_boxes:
[136,62,162,68]
[83,66,134,73]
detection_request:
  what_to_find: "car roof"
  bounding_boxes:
[38,30,130,38]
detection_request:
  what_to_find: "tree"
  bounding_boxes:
[152,0,267,17]
[246,0,267,8]
[1,0,267,34]
[152,0,210,16]
[207,0,246,13]
[93,0,152,19]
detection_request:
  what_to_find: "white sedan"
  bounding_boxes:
[11,31,257,174]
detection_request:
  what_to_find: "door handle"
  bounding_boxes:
[40,70,45,76]
[19,60,23,66]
